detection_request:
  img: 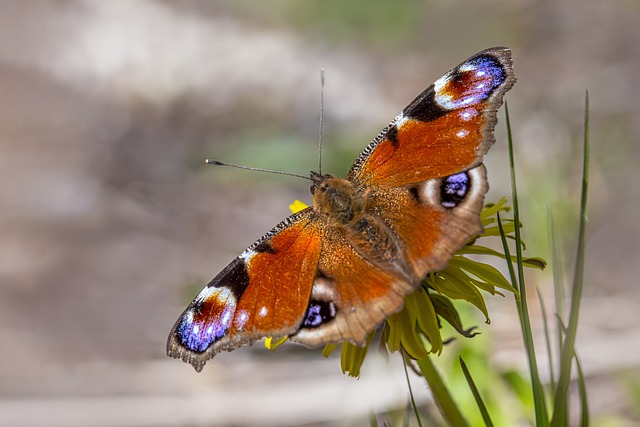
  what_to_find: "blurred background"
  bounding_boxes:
[0,1,639,425]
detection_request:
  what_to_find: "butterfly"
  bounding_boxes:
[167,47,516,372]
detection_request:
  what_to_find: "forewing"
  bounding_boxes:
[347,47,515,187]
[167,208,323,371]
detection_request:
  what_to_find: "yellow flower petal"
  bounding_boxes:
[289,200,308,213]
[264,336,288,350]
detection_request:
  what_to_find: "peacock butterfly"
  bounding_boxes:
[167,47,516,372]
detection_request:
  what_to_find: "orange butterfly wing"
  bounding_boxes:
[365,165,489,279]
[167,209,323,371]
[347,47,515,279]
[290,224,414,347]
[348,47,515,187]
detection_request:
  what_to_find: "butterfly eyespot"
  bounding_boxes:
[440,172,471,208]
[301,299,337,328]
[176,301,235,353]
[434,54,508,111]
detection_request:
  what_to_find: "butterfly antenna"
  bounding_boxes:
[318,68,325,176]
[205,159,312,181]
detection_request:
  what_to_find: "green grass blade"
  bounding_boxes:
[455,245,546,271]
[536,286,556,389]
[498,215,548,425]
[551,91,591,425]
[402,350,424,427]
[417,355,470,427]
[546,206,567,390]
[503,102,549,425]
[555,316,590,427]
[575,352,589,427]
[459,357,494,427]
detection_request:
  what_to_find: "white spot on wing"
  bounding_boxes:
[459,109,477,121]
[235,309,249,329]
[240,249,256,263]
[394,113,409,128]
[221,308,233,326]
[329,303,336,317]
[456,129,469,138]
[434,73,452,90]
[434,73,454,109]
[459,62,477,73]
[259,306,268,317]
[184,311,194,324]
[195,286,216,303]
[460,96,475,106]
[192,286,238,330]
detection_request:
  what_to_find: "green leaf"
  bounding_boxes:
[402,350,424,427]
[459,358,494,427]
[430,271,490,322]
[575,353,589,427]
[408,288,443,354]
[536,286,556,390]
[547,206,568,386]
[551,91,590,426]
[455,245,546,270]
[503,102,549,425]
[449,256,518,295]
[483,222,517,237]
[398,308,430,359]
[340,332,375,378]
[430,293,479,338]
[480,197,510,220]
[417,355,470,427]
[386,312,403,353]
[322,343,337,358]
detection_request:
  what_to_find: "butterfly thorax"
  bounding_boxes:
[310,172,363,224]
[310,171,406,273]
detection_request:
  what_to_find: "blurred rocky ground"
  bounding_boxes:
[0,1,639,425]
